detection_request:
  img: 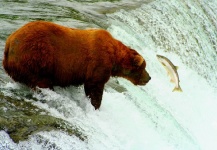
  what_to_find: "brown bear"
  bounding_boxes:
[3,21,151,109]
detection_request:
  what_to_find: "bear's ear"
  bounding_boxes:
[133,55,144,67]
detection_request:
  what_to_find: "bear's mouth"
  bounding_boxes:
[138,82,147,86]
[138,77,151,85]
[135,80,147,86]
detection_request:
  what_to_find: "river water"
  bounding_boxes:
[0,0,217,150]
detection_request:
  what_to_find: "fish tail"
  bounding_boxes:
[172,85,183,92]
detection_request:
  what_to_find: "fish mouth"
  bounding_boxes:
[156,54,163,58]
[156,54,164,60]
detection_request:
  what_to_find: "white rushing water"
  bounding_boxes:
[1,0,217,150]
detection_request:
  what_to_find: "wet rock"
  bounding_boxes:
[0,93,86,143]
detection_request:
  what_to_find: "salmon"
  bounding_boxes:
[157,55,182,92]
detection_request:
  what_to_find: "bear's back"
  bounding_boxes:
[3,21,118,87]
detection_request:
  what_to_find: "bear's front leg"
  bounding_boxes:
[84,82,105,109]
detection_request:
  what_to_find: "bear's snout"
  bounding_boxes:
[139,70,151,85]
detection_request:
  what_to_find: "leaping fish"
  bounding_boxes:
[157,55,182,92]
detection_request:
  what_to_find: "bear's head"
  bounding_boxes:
[113,49,151,85]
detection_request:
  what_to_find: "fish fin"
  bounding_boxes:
[172,86,182,92]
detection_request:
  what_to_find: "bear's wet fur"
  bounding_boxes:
[3,21,151,109]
